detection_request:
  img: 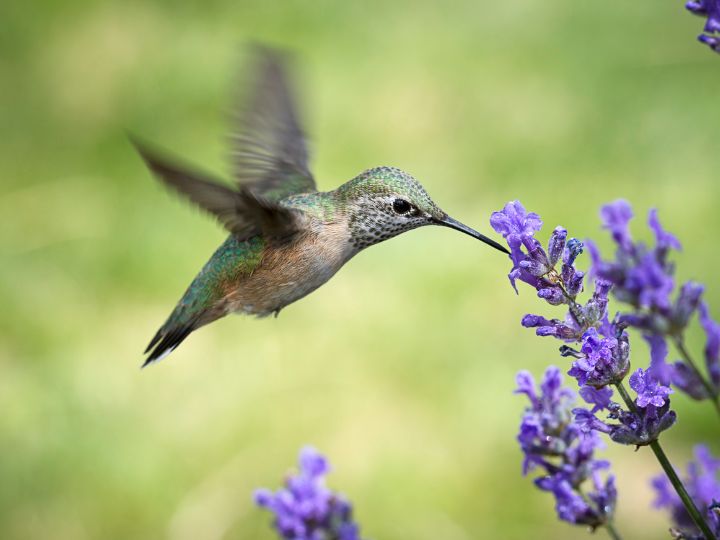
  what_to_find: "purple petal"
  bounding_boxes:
[670,361,709,400]
[579,385,613,412]
[600,200,634,252]
[490,200,543,239]
[645,334,672,386]
[515,370,538,405]
[299,446,330,478]
[648,208,681,251]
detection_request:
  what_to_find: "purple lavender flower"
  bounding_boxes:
[648,209,682,252]
[490,201,584,303]
[573,370,676,447]
[588,200,720,404]
[568,325,630,388]
[497,199,716,536]
[579,386,613,413]
[673,282,705,326]
[629,368,673,408]
[516,367,616,528]
[645,334,673,386]
[535,473,617,528]
[254,447,362,540]
[699,33,720,52]
[653,445,720,538]
[491,202,618,345]
[687,0,720,53]
[590,201,678,317]
[600,199,634,254]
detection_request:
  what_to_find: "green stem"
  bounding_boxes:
[604,520,622,540]
[614,381,717,540]
[672,336,720,418]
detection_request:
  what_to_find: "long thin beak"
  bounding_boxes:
[433,215,510,254]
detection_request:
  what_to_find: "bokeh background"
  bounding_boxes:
[2,1,720,538]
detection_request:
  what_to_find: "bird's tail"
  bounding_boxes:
[143,314,200,367]
[143,278,221,367]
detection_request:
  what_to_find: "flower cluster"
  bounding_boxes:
[516,366,616,528]
[589,200,720,403]
[573,368,677,447]
[254,447,362,540]
[588,201,682,380]
[565,323,629,388]
[491,200,678,445]
[496,199,718,537]
[686,0,720,53]
[653,445,720,539]
[491,201,585,312]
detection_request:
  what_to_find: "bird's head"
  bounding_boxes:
[337,166,508,253]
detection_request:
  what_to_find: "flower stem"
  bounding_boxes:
[604,520,622,540]
[672,336,720,418]
[614,381,717,540]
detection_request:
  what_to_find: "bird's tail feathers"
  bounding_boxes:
[143,316,199,367]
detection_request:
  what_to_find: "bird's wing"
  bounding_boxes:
[132,138,302,242]
[228,47,316,202]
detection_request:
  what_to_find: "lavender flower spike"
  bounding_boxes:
[516,367,617,529]
[254,447,363,540]
[590,199,720,407]
[490,201,588,320]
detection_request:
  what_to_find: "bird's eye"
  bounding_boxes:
[392,199,412,214]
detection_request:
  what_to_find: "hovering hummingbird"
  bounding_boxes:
[133,49,508,366]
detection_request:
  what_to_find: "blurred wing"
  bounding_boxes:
[229,48,316,201]
[132,138,302,242]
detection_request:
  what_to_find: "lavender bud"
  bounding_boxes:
[565,270,585,297]
[671,281,704,330]
[686,1,706,14]
[520,259,549,277]
[537,327,559,337]
[523,237,551,268]
[600,200,634,253]
[548,227,567,267]
[522,314,553,327]
[669,362,709,400]
[538,286,565,306]
[700,33,720,53]
[564,238,584,266]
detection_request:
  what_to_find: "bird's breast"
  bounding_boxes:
[225,222,354,316]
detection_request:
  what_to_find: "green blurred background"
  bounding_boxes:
[2,1,720,538]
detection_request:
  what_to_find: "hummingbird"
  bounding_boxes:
[133,49,508,366]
